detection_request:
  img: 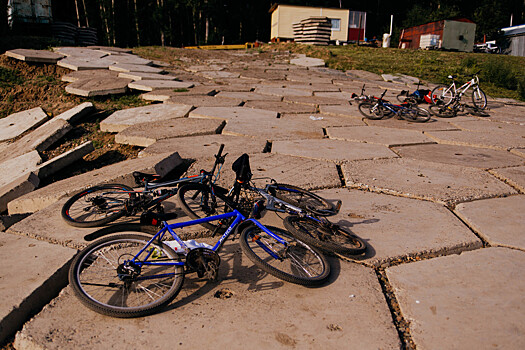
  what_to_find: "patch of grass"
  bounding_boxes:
[173,88,189,93]
[0,67,24,87]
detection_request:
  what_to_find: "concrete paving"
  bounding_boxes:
[215,91,282,102]
[386,247,525,349]
[164,95,243,107]
[223,116,324,141]
[363,117,459,131]
[449,119,525,134]
[115,118,225,147]
[128,80,195,92]
[61,69,119,83]
[0,107,48,142]
[14,246,400,350]
[424,129,525,151]
[488,165,525,192]
[315,188,481,266]
[7,153,182,215]
[280,113,366,127]
[108,64,165,74]
[118,72,178,81]
[454,195,525,250]
[284,96,348,106]
[53,47,108,59]
[100,104,192,133]
[4,49,65,64]
[35,141,95,179]
[65,77,133,97]
[55,102,95,124]
[319,104,365,119]
[342,158,517,205]
[0,232,76,343]
[272,139,397,163]
[189,106,278,122]
[57,57,115,71]
[392,143,525,169]
[244,100,318,114]
[0,151,41,189]
[0,172,39,212]
[254,87,313,97]
[290,56,326,67]
[327,125,434,147]
[141,87,218,101]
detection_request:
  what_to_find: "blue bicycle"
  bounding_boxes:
[358,90,431,123]
[69,201,330,318]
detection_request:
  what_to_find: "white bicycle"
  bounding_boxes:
[430,71,487,110]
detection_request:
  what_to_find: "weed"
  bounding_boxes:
[481,57,517,90]
[173,88,189,92]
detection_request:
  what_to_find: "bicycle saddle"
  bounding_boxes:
[132,171,161,185]
[447,75,457,79]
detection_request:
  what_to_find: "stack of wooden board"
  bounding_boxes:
[293,17,331,45]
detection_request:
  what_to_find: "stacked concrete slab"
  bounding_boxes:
[293,17,332,45]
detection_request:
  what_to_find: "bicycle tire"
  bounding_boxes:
[239,225,330,286]
[358,102,385,120]
[176,182,232,231]
[400,106,431,123]
[283,215,366,255]
[69,233,184,318]
[429,104,457,118]
[431,85,454,106]
[269,183,334,216]
[471,87,487,110]
[61,184,134,228]
[396,92,408,103]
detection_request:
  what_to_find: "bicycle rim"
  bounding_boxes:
[270,183,334,216]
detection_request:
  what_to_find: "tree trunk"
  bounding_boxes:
[133,0,140,45]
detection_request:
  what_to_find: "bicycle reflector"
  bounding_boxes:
[140,211,163,226]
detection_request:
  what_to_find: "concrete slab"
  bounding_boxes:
[315,188,482,266]
[14,247,399,350]
[187,152,341,190]
[55,102,95,124]
[189,107,278,122]
[61,69,119,83]
[104,53,153,66]
[100,104,193,133]
[455,195,525,250]
[290,56,325,67]
[0,107,48,142]
[244,101,317,114]
[386,247,525,349]
[7,153,182,215]
[138,135,267,159]
[489,165,525,192]
[240,69,287,81]
[319,104,365,119]
[449,119,525,134]
[424,130,525,151]
[115,119,226,147]
[487,105,525,124]
[280,113,366,127]
[141,87,218,101]
[164,95,243,107]
[272,139,397,163]
[0,172,39,212]
[393,143,525,170]
[4,49,65,64]
[345,70,383,81]
[57,57,116,71]
[53,47,108,59]
[363,117,458,131]
[0,232,75,343]
[342,158,517,205]
[0,119,72,163]
[128,80,195,92]
[511,148,525,158]
[254,87,312,97]
[86,46,133,54]
[314,92,353,100]
[0,151,41,189]
[0,213,30,231]
[327,126,434,147]
[284,96,346,106]
[65,77,132,97]
[36,141,95,179]
[215,91,282,102]
[199,71,240,79]
[108,64,165,74]
[118,72,178,81]
[223,117,324,141]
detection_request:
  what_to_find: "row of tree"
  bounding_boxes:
[2,0,524,47]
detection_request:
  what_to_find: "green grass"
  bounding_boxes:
[0,67,25,88]
[267,43,525,101]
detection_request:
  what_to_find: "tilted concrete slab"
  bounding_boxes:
[0,119,72,163]
[57,57,116,71]
[0,232,75,343]
[53,47,108,59]
[363,117,458,131]
[393,143,525,170]
[189,107,278,122]
[104,53,153,66]
[319,104,365,119]
[65,77,132,97]
[109,63,165,74]
[55,102,95,124]
[87,46,133,54]
[115,119,225,147]
[4,49,65,64]
[386,247,525,349]
[128,80,195,92]
[61,69,119,83]
[215,91,282,102]
[315,188,481,266]
[272,139,397,163]
[327,126,434,147]
[141,86,218,101]
[0,172,39,212]
[14,247,399,350]
[488,165,525,192]
[290,56,325,67]
[187,152,341,190]
[164,95,243,107]
[254,87,312,97]
[342,158,517,205]
[35,141,95,179]
[243,101,317,114]
[0,151,41,189]
[100,104,193,133]
[0,107,48,142]
[223,117,324,141]
[138,134,267,159]
[118,72,178,81]
[7,153,182,214]
[424,129,525,151]
[455,195,525,250]
[284,96,347,106]
[280,113,366,127]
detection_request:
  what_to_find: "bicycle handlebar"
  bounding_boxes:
[208,144,226,177]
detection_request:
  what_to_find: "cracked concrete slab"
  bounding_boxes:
[115,118,225,147]
[424,129,525,151]
[0,232,75,343]
[0,107,48,142]
[455,195,525,249]
[327,126,434,147]
[4,49,65,63]
[315,188,482,266]
[189,107,278,122]
[13,245,399,350]
[100,104,192,133]
[488,165,525,192]
[65,77,132,97]
[128,80,195,91]
[0,151,41,189]
[386,247,525,349]
[342,158,517,205]
[272,139,397,163]
[392,143,525,169]
[164,95,243,107]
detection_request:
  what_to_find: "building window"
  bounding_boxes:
[331,18,341,31]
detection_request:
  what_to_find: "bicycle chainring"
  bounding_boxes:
[186,248,221,281]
